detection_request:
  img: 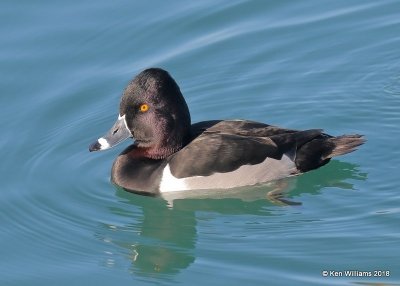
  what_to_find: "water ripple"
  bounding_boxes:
[2,0,400,284]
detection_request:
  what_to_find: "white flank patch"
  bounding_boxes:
[159,164,188,192]
[98,137,110,150]
[159,154,298,193]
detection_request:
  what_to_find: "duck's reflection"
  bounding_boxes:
[129,198,196,275]
[100,160,366,277]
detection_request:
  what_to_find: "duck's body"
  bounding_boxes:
[89,68,364,196]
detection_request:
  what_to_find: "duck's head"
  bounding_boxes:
[89,68,191,159]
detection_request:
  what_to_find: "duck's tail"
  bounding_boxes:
[295,134,365,172]
[323,134,366,159]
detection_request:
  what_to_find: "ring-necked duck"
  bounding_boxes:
[89,68,364,195]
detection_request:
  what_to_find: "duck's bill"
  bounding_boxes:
[89,115,131,152]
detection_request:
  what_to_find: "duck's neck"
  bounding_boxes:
[138,145,179,159]
[136,133,190,160]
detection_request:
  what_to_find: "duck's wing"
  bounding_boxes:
[190,119,300,138]
[169,129,323,178]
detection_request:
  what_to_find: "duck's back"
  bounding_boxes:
[159,120,364,192]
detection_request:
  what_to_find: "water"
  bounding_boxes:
[1,0,400,285]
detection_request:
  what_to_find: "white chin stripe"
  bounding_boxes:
[98,137,110,150]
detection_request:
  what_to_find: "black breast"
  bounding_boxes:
[111,145,167,195]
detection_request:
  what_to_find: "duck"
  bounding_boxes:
[89,68,365,196]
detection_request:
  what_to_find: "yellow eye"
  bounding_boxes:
[139,103,149,112]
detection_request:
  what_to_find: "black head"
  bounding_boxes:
[89,68,191,159]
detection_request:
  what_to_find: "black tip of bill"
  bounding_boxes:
[89,141,101,152]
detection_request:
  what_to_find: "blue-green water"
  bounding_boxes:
[1,1,400,285]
